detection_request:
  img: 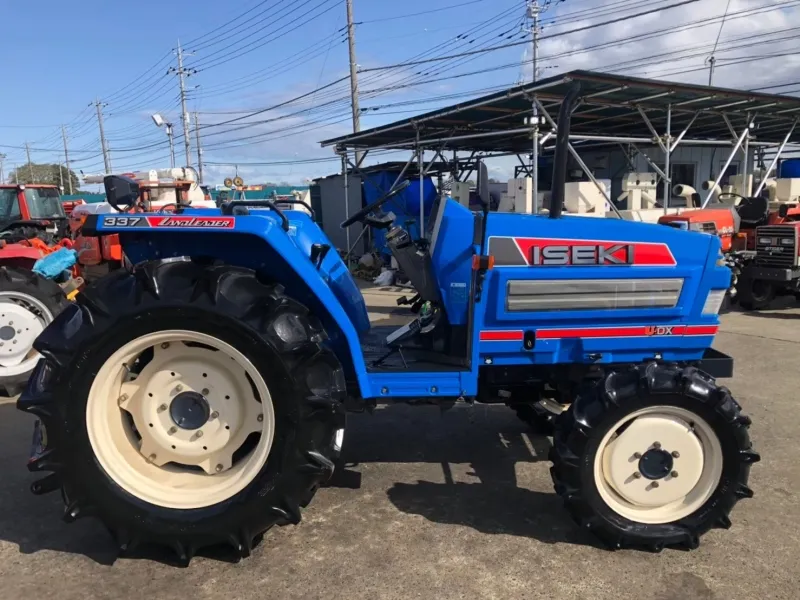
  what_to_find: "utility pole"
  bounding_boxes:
[0,153,5,184]
[528,0,543,213]
[529,0,541,83]
[25,143,34,182]
[707,56,716,86]
[171,41,194,167]
[194,112,204,183]
[345,0,362,164]
[92,99,112,173]
[61,125,73,194]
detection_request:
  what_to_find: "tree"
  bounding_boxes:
[9,162,80,193]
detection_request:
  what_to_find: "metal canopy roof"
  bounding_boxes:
[321,70,800,153]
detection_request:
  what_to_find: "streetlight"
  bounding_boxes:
[152,113,175,168]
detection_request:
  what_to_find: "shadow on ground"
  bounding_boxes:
[0,401,596,565]
[334,403,599,548]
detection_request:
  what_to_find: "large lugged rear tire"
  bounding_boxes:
[18,259,346,563]
[550,363,758,551]
[0,266,67,396]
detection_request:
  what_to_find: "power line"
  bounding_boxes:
[359,0,701,72]
[360,0,487,23]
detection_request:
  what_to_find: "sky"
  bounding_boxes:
[1,0,799,188]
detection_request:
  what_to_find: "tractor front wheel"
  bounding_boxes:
[738,277,776,311]
[18,259,346,563]
[550,363,758,551]
[0,266,67,396]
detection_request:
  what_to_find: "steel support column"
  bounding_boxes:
[629,144,669,181]
[341,152,351,252]
[755,119,798,196]
[532,94,540,213]
[663,104,672,212]
[703,115,756,208]
[417,128,425,237]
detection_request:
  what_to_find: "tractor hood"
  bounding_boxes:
[487,213,720,268]
[484,212,732,325]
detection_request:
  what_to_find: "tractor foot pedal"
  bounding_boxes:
[396,295,409,306]
[31,473,60,496]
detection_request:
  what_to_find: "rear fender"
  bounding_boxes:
[85,213,371,395]
[0,244,44,271]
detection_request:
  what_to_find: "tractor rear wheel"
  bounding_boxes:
[0,266,67,396]
[18,259,346,563]
[550,363,758,551]
[738,276,776,311]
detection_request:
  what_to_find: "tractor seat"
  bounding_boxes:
[736,196,769,226]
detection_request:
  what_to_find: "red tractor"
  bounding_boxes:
[657,192,800,306]
[736,202,800,309]
[0,184,73,394]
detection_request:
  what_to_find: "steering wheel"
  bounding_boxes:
[717,192,748,206]
[341,181,411,228]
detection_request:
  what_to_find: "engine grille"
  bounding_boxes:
[755,225,798,268]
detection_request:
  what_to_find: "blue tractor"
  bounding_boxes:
[18,88,758,563]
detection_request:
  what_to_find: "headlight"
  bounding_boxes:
[758,237,771,245]
[781,238,794,246]
[702,289,727,315]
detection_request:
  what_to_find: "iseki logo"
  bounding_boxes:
[529,243,634,266]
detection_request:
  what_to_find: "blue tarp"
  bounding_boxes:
[361,171,437,259]
[33,248,77,280]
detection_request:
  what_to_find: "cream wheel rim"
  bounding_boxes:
[86,330,275,510]
[593,406,722,524]
[0,292,53,378]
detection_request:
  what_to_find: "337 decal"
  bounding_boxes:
[102,216,235,229]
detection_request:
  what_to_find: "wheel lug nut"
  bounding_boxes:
[215,464,223,472]
[12,340,17,344]
[118,394,128,405]
[202,388,209,396]
[161,343,170,349]
[672,451,680,458]
[210,411,219,419]
[671,471,678,478]
[168,426,177,435]
[633,452,642,459]
[633,472,642,479]
[158,403,167,412]
[147,453,157,463]
[652,442,661,449]
[175,384,183,392]
[650,481,659,489]
[257,414,264,422]
[16,329,21,334]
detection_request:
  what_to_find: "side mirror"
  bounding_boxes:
[104,175,140,211]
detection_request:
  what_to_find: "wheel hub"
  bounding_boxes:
[638,448,674,480]
[0,302,48,372]
[601,414,705,509]
[170,391,211,430]
[87,330,275,509]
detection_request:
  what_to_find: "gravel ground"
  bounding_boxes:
[0,288,797,600]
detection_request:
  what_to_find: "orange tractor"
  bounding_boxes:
[658,189,800,308]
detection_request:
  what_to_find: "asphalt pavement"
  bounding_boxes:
[0,288,797,600]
